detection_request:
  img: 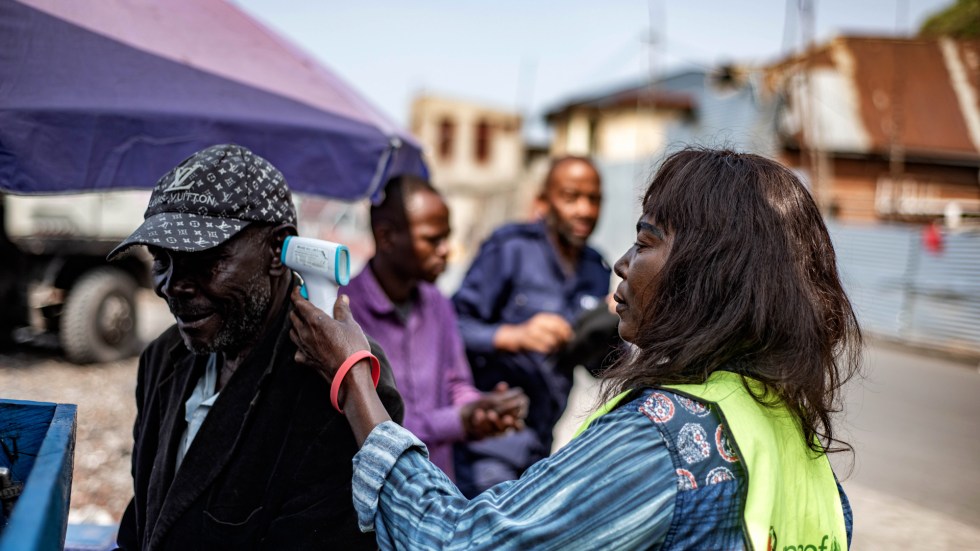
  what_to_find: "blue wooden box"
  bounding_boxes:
[0,399,78,551]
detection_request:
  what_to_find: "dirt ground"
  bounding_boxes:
[0,348,138,524]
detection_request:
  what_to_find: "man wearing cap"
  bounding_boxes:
[110,144,404,550]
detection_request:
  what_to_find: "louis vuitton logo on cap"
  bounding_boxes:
[107,144,297,261]
[163,163,204,193]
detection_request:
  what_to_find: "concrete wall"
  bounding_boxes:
[410,95,524,191]
[408,94,540,293]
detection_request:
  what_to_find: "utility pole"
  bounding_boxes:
[798,0,830,215]
[888,0,909,217]
[635,0,663,170]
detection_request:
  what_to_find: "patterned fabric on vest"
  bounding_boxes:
[636,389,854,550]
[639,389,748,550]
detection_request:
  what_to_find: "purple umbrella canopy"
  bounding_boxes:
[0,0,427,200]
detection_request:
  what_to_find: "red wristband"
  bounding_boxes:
[330,350,381,414]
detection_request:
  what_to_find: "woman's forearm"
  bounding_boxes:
[341,360,393,446]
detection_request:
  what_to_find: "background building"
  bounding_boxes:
[764,35,980,224]
[544,38,980,357]
[544,68,776,262]
[410,94,547,290]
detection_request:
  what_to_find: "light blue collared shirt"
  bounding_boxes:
[176,353,220,470]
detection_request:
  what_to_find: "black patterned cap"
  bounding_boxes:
[108,144,297,260]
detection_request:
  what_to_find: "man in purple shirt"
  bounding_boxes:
[345,175,528,480]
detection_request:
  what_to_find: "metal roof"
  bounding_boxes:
[543,70,703,120]
[765,36,980,164]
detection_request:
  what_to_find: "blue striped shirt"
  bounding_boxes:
[352,399,678,550]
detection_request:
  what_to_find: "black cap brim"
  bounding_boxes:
[107,212,250,261]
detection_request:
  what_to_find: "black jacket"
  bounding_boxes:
[117,298,403,550]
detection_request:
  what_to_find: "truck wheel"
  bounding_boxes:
[61,267,140,364]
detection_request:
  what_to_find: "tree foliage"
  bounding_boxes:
[919,0,980,38]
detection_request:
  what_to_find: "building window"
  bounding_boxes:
[438,118,455,161]
[587,116,599,156]
[475,119,492,164]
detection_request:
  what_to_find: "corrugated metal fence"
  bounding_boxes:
[829,222,980,356]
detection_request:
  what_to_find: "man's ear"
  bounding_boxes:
[269,223,297,276]
[373,221,397,254]
[531,195,549,221]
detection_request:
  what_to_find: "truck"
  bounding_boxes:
[0,192,152,364]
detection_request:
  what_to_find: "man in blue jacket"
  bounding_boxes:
[452,156,615,496]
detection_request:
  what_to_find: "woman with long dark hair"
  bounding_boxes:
[289,147,860,550]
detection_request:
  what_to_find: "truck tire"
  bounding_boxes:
[61,267,140,364]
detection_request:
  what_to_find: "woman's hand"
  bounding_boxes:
[289,287,369,384]
[289,287,392,445]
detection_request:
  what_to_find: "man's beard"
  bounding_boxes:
[547,209,588,249]
[185,272,272,355]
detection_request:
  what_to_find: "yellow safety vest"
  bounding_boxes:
[575,371,848,551]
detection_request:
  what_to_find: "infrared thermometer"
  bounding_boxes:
[280,236,351,316]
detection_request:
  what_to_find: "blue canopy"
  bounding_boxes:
[0,0,426,200]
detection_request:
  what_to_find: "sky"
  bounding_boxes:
[233,0,950,140]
